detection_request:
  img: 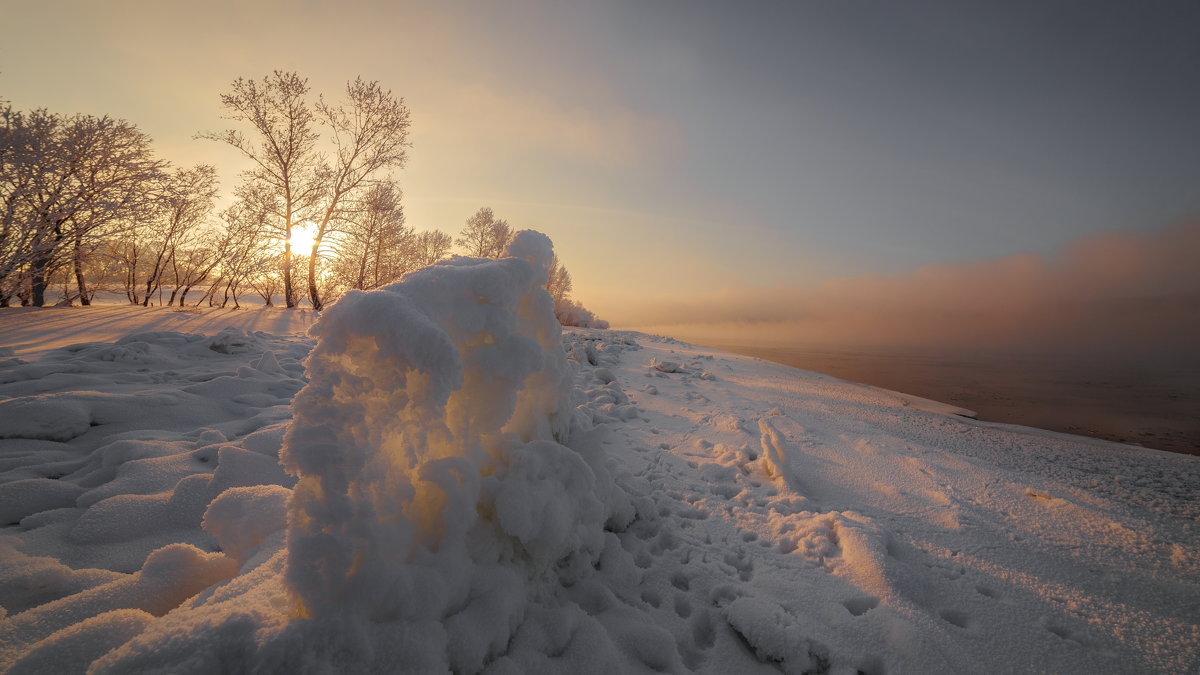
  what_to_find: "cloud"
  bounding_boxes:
[421,85,681,167]
[623,220,1200,362]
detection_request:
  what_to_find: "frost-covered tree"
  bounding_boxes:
[201,72,411,311]
[200,72,322,309]
[136,165,219,305]
[107,232,144,304]
[332,180,412,291]
[554,297,609,328]
[0,107,165,306]
[248,256,284,307]
[541,251,607,328]
[546,253,572,304]
[0,106,40,305]
[205,190,274,308]
[456,207,512,258]
[413,229,453,267]
[304,79,411,309]
[166,235,221,307]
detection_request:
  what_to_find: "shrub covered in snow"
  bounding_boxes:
[554,297,609,329]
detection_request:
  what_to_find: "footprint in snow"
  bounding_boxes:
[674,592,692,618]
[939,608,971,629]
[974,584,1000,599]
[842,596,880,616]
[1044,617,1098,648]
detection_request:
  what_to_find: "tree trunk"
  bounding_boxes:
[226,278,240,309]
[73,244,90,306]
[356,249,368,291]
[283,239,295,308]
[308,240,322,311]
[30,255,50,307]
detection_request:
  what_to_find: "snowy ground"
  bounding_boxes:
[1,260,1197,672]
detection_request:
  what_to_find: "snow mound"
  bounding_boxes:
[275,231,621,667]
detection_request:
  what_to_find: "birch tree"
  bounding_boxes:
[334,180,411,291]
[137,164,218,305]
[199,71,321,308]
[201,72,411,310]
[304,78,411,309]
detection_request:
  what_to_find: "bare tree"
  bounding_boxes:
[0,108,164,306]
[137,164,218,305]
[200,71,322,308]
[248,254,284,307]
[413,229,453,268]
[456,207,512,258]
[334,180,412,291]
[0,105,40,305]
[201,73,411,310]
[303,79,411,309]
[105,232,144,303]
[216,187,278,308]
[167,234,222,307]
[546,253,572,304]
[61,116,163,306]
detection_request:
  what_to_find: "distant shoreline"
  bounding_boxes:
[712,343,1200,457]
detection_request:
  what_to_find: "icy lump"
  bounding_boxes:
[275,230,630,670]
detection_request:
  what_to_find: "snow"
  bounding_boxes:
[0,236,1197,673]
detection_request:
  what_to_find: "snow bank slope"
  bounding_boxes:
[586,331,1199,673]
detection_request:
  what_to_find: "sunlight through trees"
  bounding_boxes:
[0,73,603,324]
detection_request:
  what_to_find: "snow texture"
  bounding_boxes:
[0,231,1197,673]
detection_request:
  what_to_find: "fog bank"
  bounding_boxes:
[627,221,1200,365]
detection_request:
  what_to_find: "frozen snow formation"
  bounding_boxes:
[272,229,635,670]
[1,232,1198,673]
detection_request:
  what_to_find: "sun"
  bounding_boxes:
[289,222,318,253]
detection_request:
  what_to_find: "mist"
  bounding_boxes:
[628,221,1200,366]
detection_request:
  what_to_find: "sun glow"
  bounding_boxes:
[289,222,318,253]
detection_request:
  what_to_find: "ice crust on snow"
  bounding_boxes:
[0,231,1198,673]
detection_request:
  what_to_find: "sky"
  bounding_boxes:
[2,0,1198,351]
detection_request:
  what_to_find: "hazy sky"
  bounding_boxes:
[3,0,1198,343]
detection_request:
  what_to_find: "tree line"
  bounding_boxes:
[0,72,605,326]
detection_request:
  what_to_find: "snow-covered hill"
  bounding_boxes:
[1,241,1196,673]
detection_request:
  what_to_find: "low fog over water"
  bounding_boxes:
[635,222,1200,454]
